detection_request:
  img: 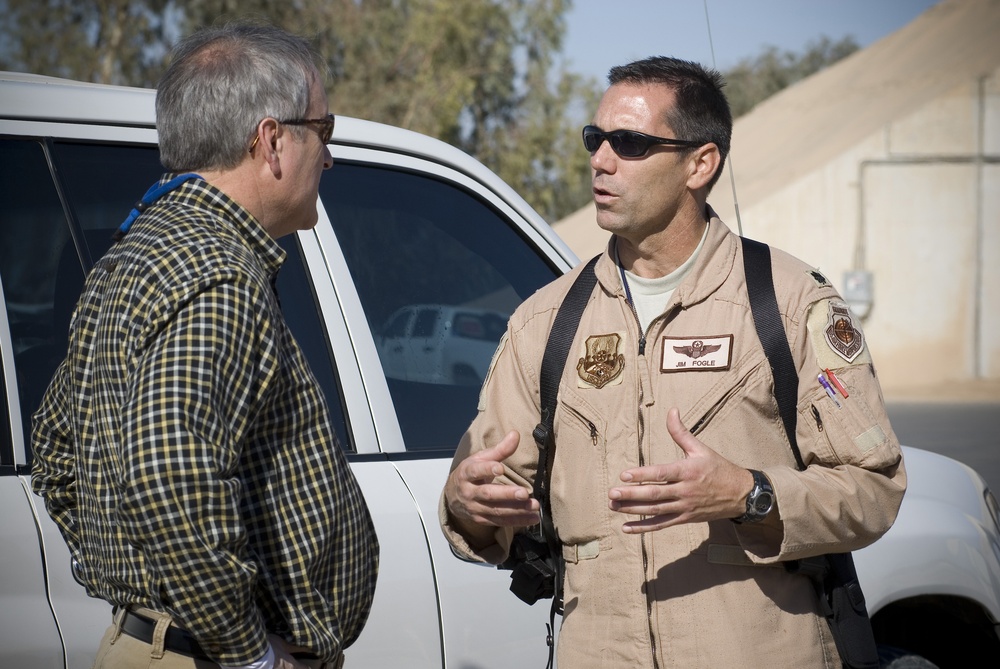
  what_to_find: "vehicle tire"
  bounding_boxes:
[878,645,940,669]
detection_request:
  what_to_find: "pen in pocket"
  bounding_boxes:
[824,368,849,397]
[818,373,842,408]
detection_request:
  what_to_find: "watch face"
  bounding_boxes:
[753,492,774,515]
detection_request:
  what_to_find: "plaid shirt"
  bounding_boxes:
[31,177,378,665]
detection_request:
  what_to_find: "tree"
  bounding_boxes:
[3,4,857,222]
[179,0,599,223]
[0,0,175,86]
[0,0,593,222]
[723,35,859,118]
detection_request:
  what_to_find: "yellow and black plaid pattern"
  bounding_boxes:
[31,177,378,666]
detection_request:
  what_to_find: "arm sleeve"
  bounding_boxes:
[740,297,907,562]
[117,277,277,665]
[31,359,81,555]
[439,318,547,564]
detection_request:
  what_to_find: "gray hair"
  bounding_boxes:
[156,21,323,172]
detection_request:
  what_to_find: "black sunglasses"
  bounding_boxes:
[281,113,336,144]
[582,125,703,158]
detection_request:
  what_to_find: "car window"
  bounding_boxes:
[51,142,167,264]
[411,308,439,338]
[274,234,353,451]
[0,353,11,469]
[0,138,86,456]
[322,163,559,452]
[0,138,352,460]
[453,312,506,341]
[382,309,412,339]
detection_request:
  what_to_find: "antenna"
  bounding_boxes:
[702,0,743,236]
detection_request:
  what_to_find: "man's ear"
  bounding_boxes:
[686,143,721,191]
[252,118,282,176]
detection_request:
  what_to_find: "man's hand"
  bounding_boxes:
[445,431,540,532]
[608,408,754,533]
[270,635,310,669]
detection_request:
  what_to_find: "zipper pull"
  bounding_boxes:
[638,334,646,356]
[811,405,824,432]
[589,421,598,446]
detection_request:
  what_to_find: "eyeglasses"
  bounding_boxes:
[248,113,336,153]
[280,112,336,144]
[582,125,703,158]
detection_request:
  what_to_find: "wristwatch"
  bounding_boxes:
[734,469,775,524]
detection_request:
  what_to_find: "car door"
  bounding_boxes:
[313,135,574,668]
[0,136,166,669]
[0,130,441,667]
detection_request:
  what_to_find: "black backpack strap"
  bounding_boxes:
[741,237,878,669]
[740,238,804,467]
[532,254,599,666]
[534,254,601,512]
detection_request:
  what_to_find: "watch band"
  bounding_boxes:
[734,469,775,524]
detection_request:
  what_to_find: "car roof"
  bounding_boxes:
[0,71,484,173]
[0,71,577,267]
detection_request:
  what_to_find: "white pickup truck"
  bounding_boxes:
[1,72,998,668]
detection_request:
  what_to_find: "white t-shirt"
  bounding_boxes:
[617,225,709,334]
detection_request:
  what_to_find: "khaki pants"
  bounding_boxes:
[93,608,343,669]
[92,608,214,669]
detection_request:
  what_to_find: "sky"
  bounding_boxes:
[562,0,941,85]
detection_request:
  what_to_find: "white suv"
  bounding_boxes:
[1,72,998,668]
[377,304,509,386]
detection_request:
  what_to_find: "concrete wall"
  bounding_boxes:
[717,66,1000,394]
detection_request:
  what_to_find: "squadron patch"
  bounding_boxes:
[577,333,625,389]
[661,335,733,372]
[824,301,865,363]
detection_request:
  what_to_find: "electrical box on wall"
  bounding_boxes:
[842,270,873,319]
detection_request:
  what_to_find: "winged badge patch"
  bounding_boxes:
[674,340,721,358]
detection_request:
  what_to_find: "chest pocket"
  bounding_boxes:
[551,387,613,547]
[685,357,765,437]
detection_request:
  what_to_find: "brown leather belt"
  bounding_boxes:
[119,610,211,660]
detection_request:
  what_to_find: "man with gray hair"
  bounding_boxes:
[31,22,378,669]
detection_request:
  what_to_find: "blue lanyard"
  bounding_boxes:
[114,172,203,240]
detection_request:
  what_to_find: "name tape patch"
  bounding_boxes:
[661,335,733,372]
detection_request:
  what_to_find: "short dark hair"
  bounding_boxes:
[608,56,732,190]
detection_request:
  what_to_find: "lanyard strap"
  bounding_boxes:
[114,172,203,240]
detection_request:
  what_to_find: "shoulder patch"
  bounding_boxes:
[806,300,871,367]
[577,332,626,389]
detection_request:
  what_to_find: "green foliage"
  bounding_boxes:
[0,2,853,221]
[174,0,599,222]
[722,35,859,118]
[0,0,597,221]
[0,0,175,86]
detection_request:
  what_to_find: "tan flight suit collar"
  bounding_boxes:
[592,211,738,312]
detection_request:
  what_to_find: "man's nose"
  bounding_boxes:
[590,139,616,174]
